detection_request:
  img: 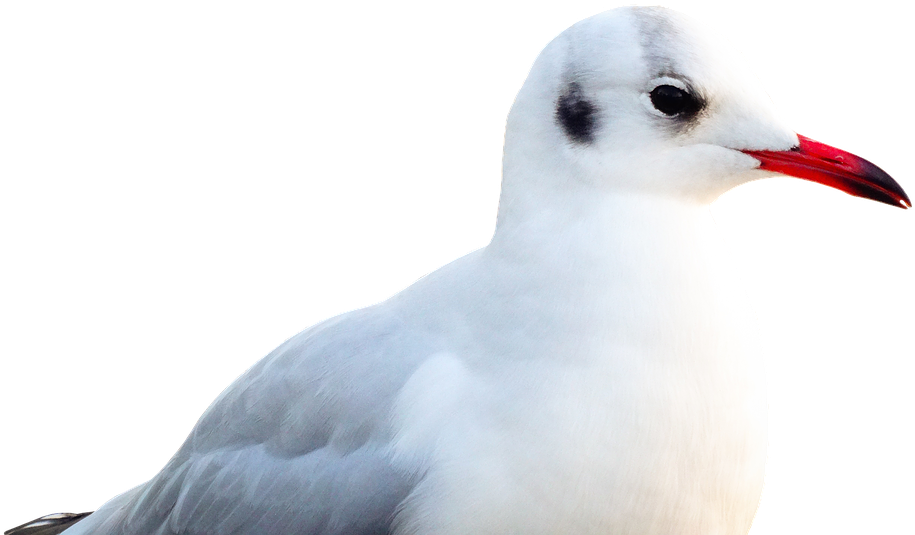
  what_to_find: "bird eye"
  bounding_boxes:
[649,84,694,116]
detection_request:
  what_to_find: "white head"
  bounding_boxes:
[496,7,907,228]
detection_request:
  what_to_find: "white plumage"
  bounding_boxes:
[26,6,904,535]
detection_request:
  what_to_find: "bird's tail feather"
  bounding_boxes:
[3,511,92,535]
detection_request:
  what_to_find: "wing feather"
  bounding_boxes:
[64,304,434,535]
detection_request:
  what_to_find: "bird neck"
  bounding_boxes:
[484,189,751,369]
[490,188,718,268]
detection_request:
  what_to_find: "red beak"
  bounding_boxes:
[742,135,910,209]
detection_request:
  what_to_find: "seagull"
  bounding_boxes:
[9,6,908,535]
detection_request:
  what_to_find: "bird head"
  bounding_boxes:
[498,7,908,221]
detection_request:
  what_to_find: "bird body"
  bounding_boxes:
[11,6,907,535]
[62,194,766,535]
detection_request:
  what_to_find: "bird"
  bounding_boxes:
[7,6,908,535]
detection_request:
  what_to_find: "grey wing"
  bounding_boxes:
[63,306,432,535]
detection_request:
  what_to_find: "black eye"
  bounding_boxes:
[649,84,695,116]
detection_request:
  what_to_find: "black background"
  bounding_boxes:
[0,3,915,535]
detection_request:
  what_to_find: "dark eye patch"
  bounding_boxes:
[556,82,597,144]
